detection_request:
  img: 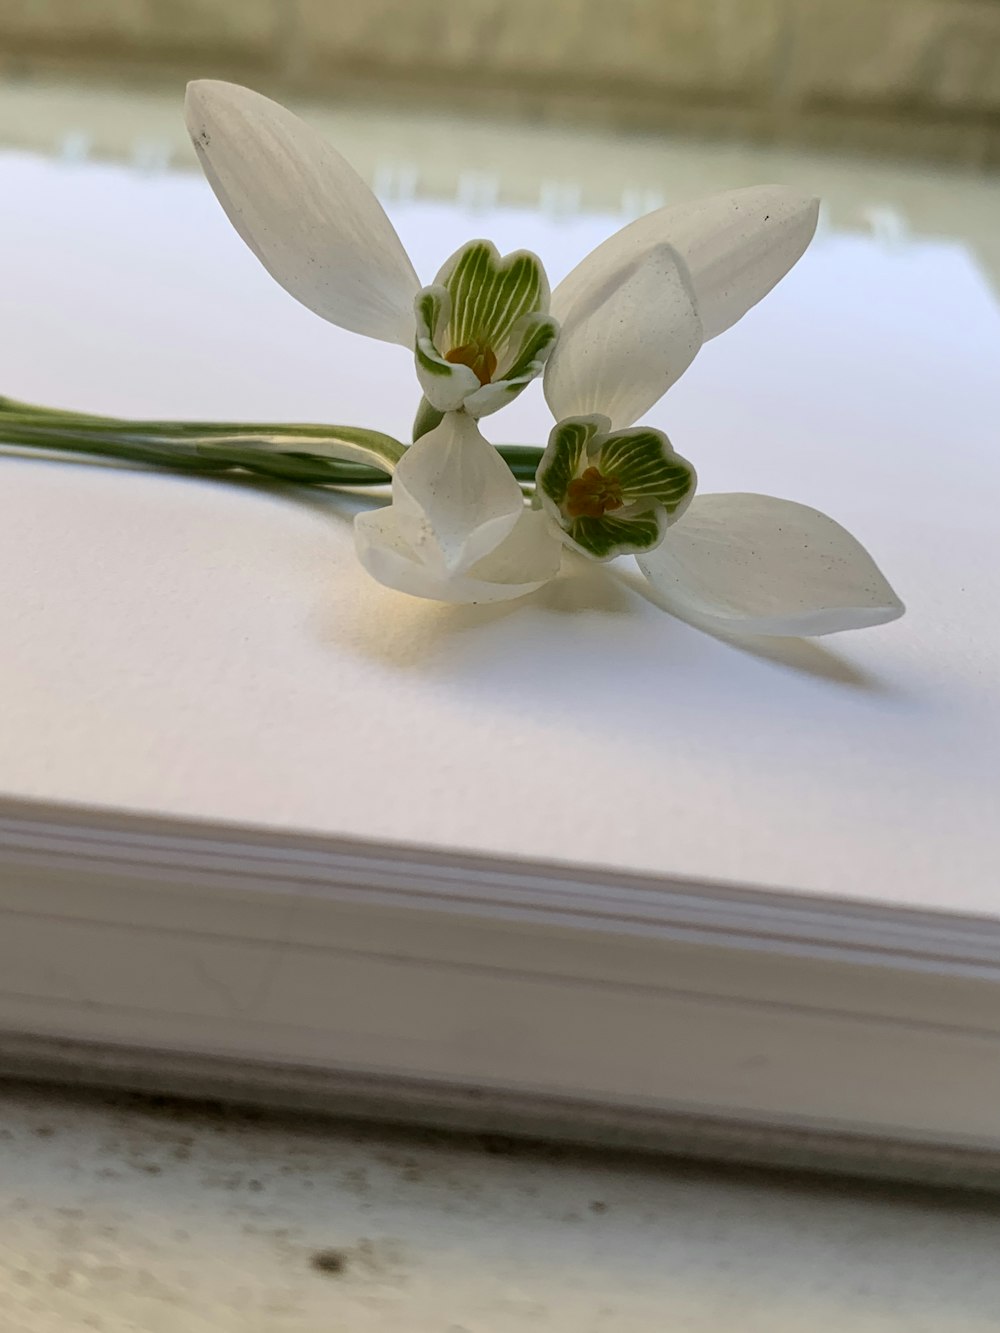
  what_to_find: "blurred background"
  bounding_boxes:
[0,0,998,284]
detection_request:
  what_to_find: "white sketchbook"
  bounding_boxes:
[1,152,999,1183]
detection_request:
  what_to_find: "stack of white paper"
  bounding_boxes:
[2,153,999,1181]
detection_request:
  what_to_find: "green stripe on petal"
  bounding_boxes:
[536,416,603,511]
[567,511,664,559]
[499,312,560,383]
[598,428,696,516]
[414,286,452,378]
[437,240,550,359]
[536,414,697,562]
[414,284,482,412]
[464,312,561,419]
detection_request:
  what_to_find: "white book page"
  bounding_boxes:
[1,153,998,915]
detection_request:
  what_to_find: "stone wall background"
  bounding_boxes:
[2,0,1000,166]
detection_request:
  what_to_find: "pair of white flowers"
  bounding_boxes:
[186,81,903,637]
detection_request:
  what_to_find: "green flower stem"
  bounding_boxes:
[0,415,395,486]
[0,396,120,421]
[0,399,546,487]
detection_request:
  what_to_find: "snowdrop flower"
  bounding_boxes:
[185,81,557,423]
[185,81,902,633]
[356,184,840,612]
[536,192,819,563]
[534,201,904,635]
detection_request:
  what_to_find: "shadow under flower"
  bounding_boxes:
[290,487,889,692]
[45,455,889,695]
[336,550,638,674]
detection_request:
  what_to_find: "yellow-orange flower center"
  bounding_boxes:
[566,466,625,519]
[445,341,498,386]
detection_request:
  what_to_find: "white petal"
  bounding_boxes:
[636,493,904,637]
[554,186,819,342]
[544,244,703,430]
[461,378,520,419]
[465,508,563,586]
[186,80,419,345]
[354,506,559,604]
[417,358,482,414]
[414,284,482,412]
[391,412,525,575]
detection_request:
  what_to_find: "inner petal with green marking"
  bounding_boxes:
[442,241,544,361]
[413,240,559,429]
[536,415,697,561]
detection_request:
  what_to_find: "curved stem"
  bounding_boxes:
[0,398,546,486]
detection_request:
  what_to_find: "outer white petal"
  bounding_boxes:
[465,508,562,586]
[354,506,560,604]
[636,493,904,637]
[554,186,819,342]
[543,243,703,429]
[391,412,525,575]
[185,80,420,345]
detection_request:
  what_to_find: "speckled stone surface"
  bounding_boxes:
[2,1083,1000,1332]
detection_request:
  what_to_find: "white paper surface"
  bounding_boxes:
[1,153,998,915]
